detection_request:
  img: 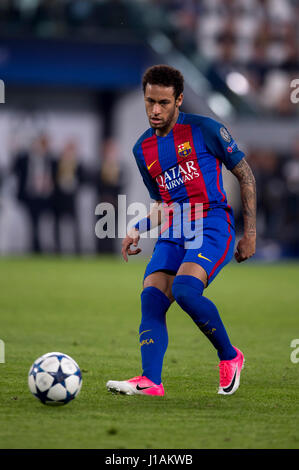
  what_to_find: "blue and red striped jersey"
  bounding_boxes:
[133,112,244,216]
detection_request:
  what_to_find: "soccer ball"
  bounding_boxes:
[28,352,82,405]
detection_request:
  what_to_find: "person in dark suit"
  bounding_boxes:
[12,134,54,253]
[52,140,83,254]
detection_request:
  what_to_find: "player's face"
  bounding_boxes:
[144,84,183,136]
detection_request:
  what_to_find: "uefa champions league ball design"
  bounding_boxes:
[28,352,82,405]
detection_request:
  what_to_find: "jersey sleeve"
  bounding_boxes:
[200,117,245,170]
[133,145,161,201]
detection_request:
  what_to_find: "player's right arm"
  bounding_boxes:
[121,200,162,262]
[121,138,162,262]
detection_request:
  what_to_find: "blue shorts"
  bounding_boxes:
[144,208,235,286]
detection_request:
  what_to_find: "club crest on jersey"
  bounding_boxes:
[178,141,192,157]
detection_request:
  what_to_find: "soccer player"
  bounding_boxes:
[106,65,256,396]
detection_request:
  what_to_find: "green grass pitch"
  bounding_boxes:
[0,256,299,449]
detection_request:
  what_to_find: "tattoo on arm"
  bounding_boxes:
[231,158,256,235]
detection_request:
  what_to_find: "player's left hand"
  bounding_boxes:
[234,234,256,263]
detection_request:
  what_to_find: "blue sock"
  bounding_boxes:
[139,286,171,385]
[172,275,236,361]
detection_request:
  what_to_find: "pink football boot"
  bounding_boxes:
[106,375,165,396]
[218,346,245,395]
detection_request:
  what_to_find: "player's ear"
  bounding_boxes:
[176,93,183,108]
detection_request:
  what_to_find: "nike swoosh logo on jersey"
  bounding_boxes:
[147,160,157,170]
[223,367,237,393]
[198,253,212,262]
[136,384,153,391]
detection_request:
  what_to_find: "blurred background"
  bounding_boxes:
[0,0,298,260]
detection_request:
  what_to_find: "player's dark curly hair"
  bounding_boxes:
[142,65,184,99]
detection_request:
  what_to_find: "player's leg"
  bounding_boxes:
[106,240,184,396]
[173,262,236,360]
[171,211,244,394]
[138,270,175,388]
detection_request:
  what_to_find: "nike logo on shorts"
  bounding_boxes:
[198,253,212,262]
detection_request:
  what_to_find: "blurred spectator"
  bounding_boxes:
[96,137,123,254]
[257,149,286,241]
[12,134,54,253]
[238,144,299,258]
[52,140,83,255]
[282,139,299,255]
[283,140,299,202]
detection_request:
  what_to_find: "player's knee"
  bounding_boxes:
[141,285,173,305]
[143,276,174,303]
[140,287,172,326]
[172,275,204,308]
[171,277,189,307]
